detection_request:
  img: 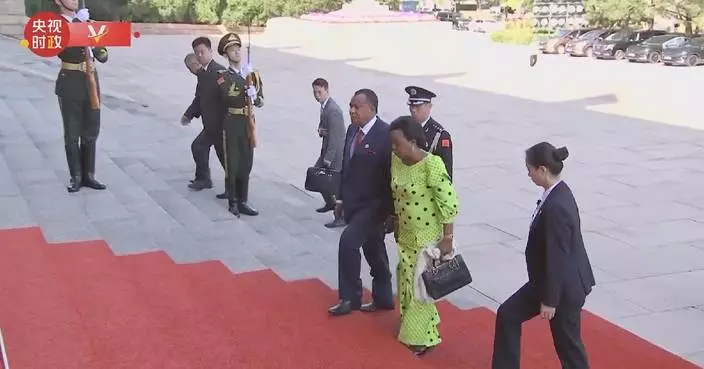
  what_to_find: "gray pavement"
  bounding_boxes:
[1,25,703,365]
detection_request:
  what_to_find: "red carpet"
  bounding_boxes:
[0,226,700,369]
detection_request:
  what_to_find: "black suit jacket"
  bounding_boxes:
[184,60,227,132]
[339,117,393,223]
[525,181,596,308]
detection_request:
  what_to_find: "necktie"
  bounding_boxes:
[351,128,364,157]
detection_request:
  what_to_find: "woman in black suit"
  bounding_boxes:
[491,142,596,369]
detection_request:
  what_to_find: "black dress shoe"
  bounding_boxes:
[324,219,346,228]
[238,202,259,216]
[67,177,81,193]
[409,345,435,357]
[360,302,395,313]
[82,174,106,190]
[316,204,335,213]
[188,179,213,191]
[328,300,360,316]
[215,191,227,199]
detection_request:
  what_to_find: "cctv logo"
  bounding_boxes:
[87,24,108,44]
[67,21,133,47]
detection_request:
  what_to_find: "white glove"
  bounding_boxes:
[246,85,257,99]
[76,8,90,22]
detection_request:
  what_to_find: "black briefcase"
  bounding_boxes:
[304,166,340,194]
[422,254,473,300]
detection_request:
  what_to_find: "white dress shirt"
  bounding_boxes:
[531,179,562,222]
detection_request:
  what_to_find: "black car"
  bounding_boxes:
[592,29,668,60]
[626,33,683,63]
[662,36,704,66]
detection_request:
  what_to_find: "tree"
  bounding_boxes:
[584,0,654,28]
[653,0,704,34]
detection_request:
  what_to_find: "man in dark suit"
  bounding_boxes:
[328,89,394,316]
[310,78,346,220]
[405,86,453,180]
[181,37,227,194]
[52,0,108,193]
[492,147,595,369]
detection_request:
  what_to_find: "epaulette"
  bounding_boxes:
[429,120,444,132]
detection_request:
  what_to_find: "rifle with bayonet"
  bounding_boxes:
[245,22,257,148]
[81,0,100,109]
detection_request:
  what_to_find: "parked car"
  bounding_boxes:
[538,28,594,54]
[663,36,704,66]
[565,29,615,57]
[592,29,668,60]
[626,33,683,63]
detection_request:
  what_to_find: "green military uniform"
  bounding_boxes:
[54,12,108,193]
[216,33,264,217]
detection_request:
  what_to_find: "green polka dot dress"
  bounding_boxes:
[391,153,459,347]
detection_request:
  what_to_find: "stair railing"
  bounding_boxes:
[0,327,9,369]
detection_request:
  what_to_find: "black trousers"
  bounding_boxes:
[492,282,589,369]
[337,206,393,306]
[223,117,254,201]
[58,97,100,178]
[191,127,225,181]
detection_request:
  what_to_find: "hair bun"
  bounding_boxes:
[553,146,569,162]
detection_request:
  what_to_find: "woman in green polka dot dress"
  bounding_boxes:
[388,116,459,356]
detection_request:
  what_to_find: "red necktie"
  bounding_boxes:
[351,128,364,157]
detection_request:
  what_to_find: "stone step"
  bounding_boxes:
[0,24,23,38]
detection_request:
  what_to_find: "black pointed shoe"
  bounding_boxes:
[82,173,106,190]
[238,202,259,216]
[328,300,360,316]
[360,302,395,313]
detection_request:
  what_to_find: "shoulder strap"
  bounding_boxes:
[429,131,442,153]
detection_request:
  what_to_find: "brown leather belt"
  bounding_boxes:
[228,107,249,116]
[61,61,87,72]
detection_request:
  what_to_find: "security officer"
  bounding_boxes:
[52,0,109,193]
[216,32,263,217]
[405,85,453,180]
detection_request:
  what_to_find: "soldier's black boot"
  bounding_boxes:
[80,141,106,190]
[236,177,259,216]
[65,143,81,193]
[229,201,240,217]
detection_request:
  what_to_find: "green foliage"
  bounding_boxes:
[584,0,654,28]
[490,21,537,44]
[654,0,704,34]
[193,0,226,24]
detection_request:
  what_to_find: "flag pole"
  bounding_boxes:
[0,328,10,369]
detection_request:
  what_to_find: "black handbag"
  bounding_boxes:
[422,254,473,300]
[304,166,341,194]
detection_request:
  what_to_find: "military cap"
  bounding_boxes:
[405,86,436,105]
[217,32,242,55]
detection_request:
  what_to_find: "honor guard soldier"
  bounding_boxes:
[216,32,264,217]
[405,86,453,180]
[52,0,108,192]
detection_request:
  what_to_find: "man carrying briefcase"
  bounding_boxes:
[310,78,346,227]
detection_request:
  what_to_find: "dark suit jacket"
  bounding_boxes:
[423,117,453,180]
[184,60,227,132]
[315,98,346,171]
[525,181,596,308]
[339,117,393,222]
